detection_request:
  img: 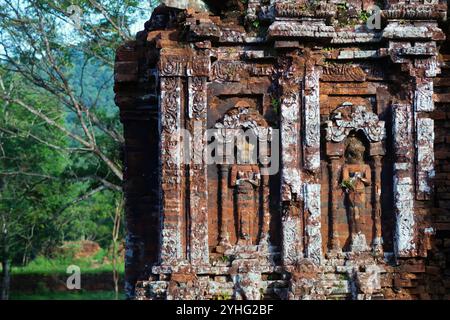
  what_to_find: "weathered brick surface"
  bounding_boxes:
[115,1,450,299]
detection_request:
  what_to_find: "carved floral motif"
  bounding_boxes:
[322,64,367,82]
[325,103,386,143]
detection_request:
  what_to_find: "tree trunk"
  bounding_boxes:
[1,257,10,300]
[112,198,123,300]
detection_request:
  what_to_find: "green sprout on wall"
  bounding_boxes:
[216,292,232,300]
[359,10,371,23]
[341,179,355,192]
[271,97,281,114]
[337,2,349,11]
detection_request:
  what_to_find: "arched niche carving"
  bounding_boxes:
[324,102,386,254]
[213,101,272,252]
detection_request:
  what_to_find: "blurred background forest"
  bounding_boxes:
[0,0,159,300]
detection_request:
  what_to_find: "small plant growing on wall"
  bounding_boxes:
[341,179,355,192]
[271,97,281,115]
[215,292,232,300]
[359,10,371,23]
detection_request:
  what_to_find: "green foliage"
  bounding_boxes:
[337,2,349,11]
[359,10,371,23]
[10,290,125,300]
[11,256,125,276]
[0,0,139,277]
[301,0,319,12]
[341,179,355,192]
[271,97,281,114]
[215,292,232,300]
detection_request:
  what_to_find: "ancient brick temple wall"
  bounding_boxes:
[427,26,450,298]
[115,0,450,300]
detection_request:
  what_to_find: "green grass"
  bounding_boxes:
[10,249,124,276]
[10,290,125,300]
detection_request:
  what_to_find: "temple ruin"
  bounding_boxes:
[114,0,450,299]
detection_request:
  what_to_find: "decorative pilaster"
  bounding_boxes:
[392,103,416,257]
[371,153,384,253]
[280,82,302,201]
[217,164,231,250]
[281,203,302,265]
[414,76,436,200]
[260,170,271,247]
[416,118,435,200]
[279,57,303,265]
[159,75,184,265]
[327,154,342,252]
[303,65,321,172]
[187,75,209,265]
[304,184,323,265]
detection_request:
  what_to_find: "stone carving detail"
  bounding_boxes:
[115,0,448,300]
[414,80,434,112]
[341,136,371,253]
[304,184,322,265]
[230,160,261,245]
[393,105,416,257]
[160,76,183,265]
[269,21,335,39]
[211,61,244,82]
[188,77,207,119]
[394,175,416,257]
[160,55,210,77]
[281,205,302,265]
[159,55,185,77]
[322,64,367,82]
[274,1,336,19]
[382,3,447,20]
[393,104,413,157]
[214,104,272,139]
[280,64,302,201]
[188,75,209,265]
[187,56,210,77]
[325,103,386,143]
[416,118,435,199]
[214,102,272,248]
[303,66,321,171]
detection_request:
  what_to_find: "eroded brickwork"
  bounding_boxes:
[114,0,450,300]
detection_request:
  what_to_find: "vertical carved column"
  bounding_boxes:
[159,75,184,265]
[280,86,302,201]
[303,65,321,172]
[416,118,435,200]
[187,75,209,265]
[303,59,323,262]
[260,172,270,247]
[328,155,342,252]
[371,153,383,253]
[279,57,303,265]
[392,103,416,257]
[414,76,435,200]
[304,184,323,265]
[217,164,231,250]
